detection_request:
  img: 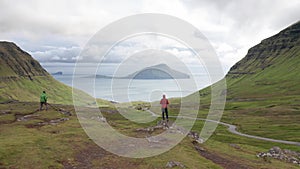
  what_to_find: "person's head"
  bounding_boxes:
[162,94,166,98]
[43,91,46,93]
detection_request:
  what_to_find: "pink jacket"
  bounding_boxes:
[160,98,169,108]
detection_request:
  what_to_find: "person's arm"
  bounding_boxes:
[167,99,169,104]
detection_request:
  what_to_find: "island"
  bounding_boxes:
[51,71,63,75]
[125,64,190,79]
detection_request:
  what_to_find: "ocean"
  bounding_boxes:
[42,63,212,102]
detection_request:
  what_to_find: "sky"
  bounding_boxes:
[0,0,299,73]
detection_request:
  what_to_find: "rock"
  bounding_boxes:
[49,118,69,124]
[229,143,241,149]
[257,147,300,166]
[110,100,118,104]
[1,111,10,115]
[146,136,168,144]
[91,116,106,122]
[136,125,164,133]
[157,120,170,129]
[58,108,72,116]
[256,152,263,158]
[17,114,40,121]
[37,118,69,126]
[188,131,203,143]
[194,145,205,152]
[188,131,198,138]
[99,116,106,122]
[136,120,190,142]
[283,149,298,157]
[166,161,185,168]
[156,120,164,126]
[266,153,272,157]
[269,146,281,154]
[135,105,142,110]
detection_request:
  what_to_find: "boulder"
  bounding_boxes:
[188,131,203,143]
[166,161,185,168]
[257,147,300,166]
[58,108,72,116]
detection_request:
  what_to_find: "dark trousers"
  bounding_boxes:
[161,108,168,120]
[40,102,48,110]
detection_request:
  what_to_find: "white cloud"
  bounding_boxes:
[30,46,81,62]
[0,0,299,73]
[79,34,201,65]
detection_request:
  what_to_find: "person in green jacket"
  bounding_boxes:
[40,91,48,111]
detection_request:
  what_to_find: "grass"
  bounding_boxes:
[0,76,73,104]
[0,75,112,108]
[0,103,82,168]
[1,101,299,168]
[171,44,300,144]
[0,102,220,168]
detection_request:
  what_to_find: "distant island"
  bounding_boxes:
[89,64,190,79]
[51,71,63,75]
[126,64,190,79]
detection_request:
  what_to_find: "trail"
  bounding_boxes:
[146,110,300,146]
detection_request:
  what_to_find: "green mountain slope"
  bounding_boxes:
[0,42,48,77]
[196,21,300,142]
[0,42,90,104]
[226,21,300,99]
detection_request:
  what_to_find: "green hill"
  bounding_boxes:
[196,21,300,142]
[0,42,90,105]
[0,42,49,77]
[226,21,300,98]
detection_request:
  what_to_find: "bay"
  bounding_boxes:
[43,63,212,102]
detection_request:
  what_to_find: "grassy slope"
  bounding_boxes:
[222,24,300,142]
[0,41,70,104]
[0,102,219,169]
[186,22,300,143]
[0,41,110,106]
[0,42,48,78]
[1,102,299,169]
[0,75,108,106]
[1,76,72,104]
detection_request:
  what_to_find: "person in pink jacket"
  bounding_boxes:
[160,94,169,121]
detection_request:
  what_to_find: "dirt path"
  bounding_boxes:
[192,142,252,169]
[147,110,300,146]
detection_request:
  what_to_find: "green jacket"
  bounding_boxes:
[40,93,47,102]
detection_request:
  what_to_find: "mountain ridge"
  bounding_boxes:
[193,21,300,143]
[0,41,48,78]
[0,41,92,104]
[228,21,300,76]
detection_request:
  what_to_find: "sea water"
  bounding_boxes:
[43,63,213,102]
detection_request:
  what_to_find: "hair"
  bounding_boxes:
[43,91,46,93]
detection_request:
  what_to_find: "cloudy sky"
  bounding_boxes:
[1,0,299,72]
